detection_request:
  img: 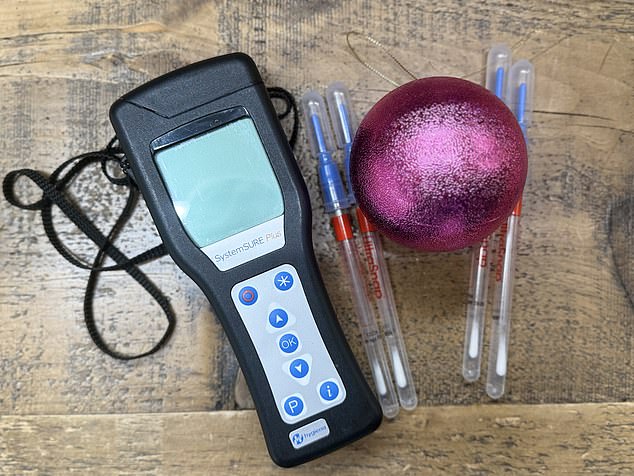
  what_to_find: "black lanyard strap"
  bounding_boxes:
[3,87,298,360]
[3,143,173,360]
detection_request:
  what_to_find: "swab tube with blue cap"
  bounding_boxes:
[485,44,512,98]
[463,44,512,382]
[325,82,357,206]
[506,59,535,137]
[486,59,534,399]
[326,82,417,410]
[302,90,399,418]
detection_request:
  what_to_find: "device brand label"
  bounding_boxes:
[289,418,330,449]
[201,215,285,271]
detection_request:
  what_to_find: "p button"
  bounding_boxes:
[283,395,305,418]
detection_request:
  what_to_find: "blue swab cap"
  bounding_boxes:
[301,90,349,213]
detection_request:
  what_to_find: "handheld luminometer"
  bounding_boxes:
[109,53,381,467]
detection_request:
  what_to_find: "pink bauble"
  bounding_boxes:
[350,77,527,251]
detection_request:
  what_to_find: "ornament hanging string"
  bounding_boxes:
[345,31,418,87]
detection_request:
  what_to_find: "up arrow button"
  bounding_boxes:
[266,305,296,334]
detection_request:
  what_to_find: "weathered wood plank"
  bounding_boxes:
[1,403,633,474]
[0,0,632,415]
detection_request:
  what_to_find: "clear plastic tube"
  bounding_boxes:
[326,82,358,205]
[462,45,511,383]
[506,60,535,133]
[301,90,348,213]
[360,226,417,410]
[486,59,534,399]
[462,236,492,382]
[485,44,512,100]
[302,89,398,418]
[486,208,519,399]
[327,81,416,410]
[326,82,357,150]
[302,91,336,157]
[337,231,399,418]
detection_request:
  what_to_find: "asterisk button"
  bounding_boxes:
[274,271,294,291]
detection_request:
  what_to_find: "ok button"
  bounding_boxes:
[278,332,300,354]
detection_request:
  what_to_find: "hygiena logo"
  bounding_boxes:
[289,418,330,449]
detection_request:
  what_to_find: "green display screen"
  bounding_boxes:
[154,117,284,247]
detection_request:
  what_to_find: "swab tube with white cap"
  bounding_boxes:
[486,59,534,399]
[462,44,511,382]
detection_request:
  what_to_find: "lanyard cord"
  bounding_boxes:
[3,87,299,360]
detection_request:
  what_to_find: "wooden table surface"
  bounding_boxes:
[1,1,632,474]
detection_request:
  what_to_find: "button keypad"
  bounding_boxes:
[231,264,346,424]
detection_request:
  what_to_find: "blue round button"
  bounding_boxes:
[283,395,304,417]
[289,358,309,379]
[268,308,288,329]
[274,271,294,291]
[278,333,299,354]
[319,381,340,401]
[238,286,258,306]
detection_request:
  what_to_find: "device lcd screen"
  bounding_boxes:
[154,117,284,248]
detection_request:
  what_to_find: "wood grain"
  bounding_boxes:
[2,403,633,474]
[1,0,632,417]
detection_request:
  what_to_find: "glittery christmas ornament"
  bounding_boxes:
[350,77,527,252]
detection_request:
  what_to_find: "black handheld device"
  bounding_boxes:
[109,53,381,467]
